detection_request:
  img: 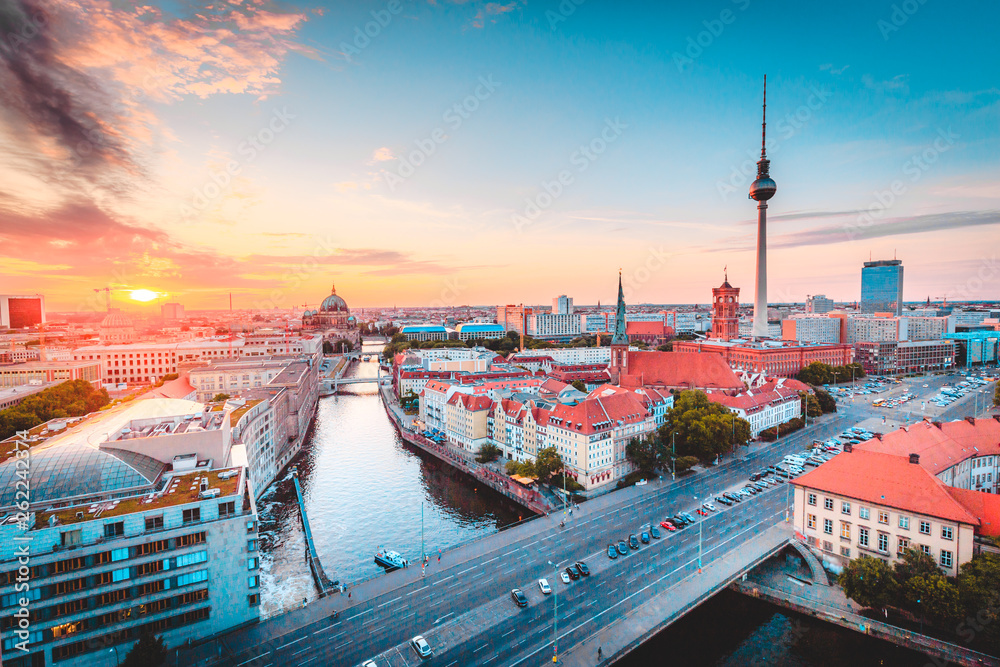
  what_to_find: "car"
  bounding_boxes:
[511,588,528,607]
[758,468,771,477]
[771,475,785,483]
[749,473,761,481]
[607,544,618,559]
[628,534,640,549]
[703,502,717,512]
[754,481,768,490]
[680,512,696,523]
[411,635,432,659]
[560,571,571,584]
[566,566,580,580]
[723,492,740,503]
[743,486,758,495]
[715,495,732,506]
[576,561,590,576]
[362,661,379,667]
[649,525,661,539]
[617,541,628,555]
[641,531,650,544]
[672,514,690,525]
[538,578,551,594]
[660,520,677,531]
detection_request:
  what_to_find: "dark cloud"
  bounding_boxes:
[771,209,1000,248]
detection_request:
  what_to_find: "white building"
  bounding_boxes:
[806,294,835,314]
[553,295,574,315]
[782,315,842,345]
[510,347,611,365]
[529,313,581,339]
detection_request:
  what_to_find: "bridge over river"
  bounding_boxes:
[173,409,863,667]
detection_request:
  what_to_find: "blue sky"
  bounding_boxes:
[1,0,997,310]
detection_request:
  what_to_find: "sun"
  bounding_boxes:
[130,289,159,302]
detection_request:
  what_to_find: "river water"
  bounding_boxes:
[256,344,932,664]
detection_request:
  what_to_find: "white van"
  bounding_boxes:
[784,455,807,466]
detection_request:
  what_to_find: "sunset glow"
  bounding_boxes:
[130,290,159,303]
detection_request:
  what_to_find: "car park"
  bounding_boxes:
[628,534,640,549]
[743,485,758,495]
[539,578,551,594]
[649,526,661,539]
[511,588,529,607]
[576,561,590,576]
[363,661,379,667]
[607,544,618,559]
[723,492,741,503]
[411,635,433,659]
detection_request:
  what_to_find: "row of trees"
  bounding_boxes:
[840,550,1000,652]
[625,390,753,473]
[0,380,110,440]
[797,361,866,386]
[322,338,354,354]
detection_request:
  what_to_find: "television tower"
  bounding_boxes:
[749,75,776,339]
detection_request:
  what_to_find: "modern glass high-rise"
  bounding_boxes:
[860,259,904,316]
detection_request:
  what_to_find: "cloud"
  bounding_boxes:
[770,209,1000,248]
[471,1,519,28]
[861,73,909,94]
[245,248,493,276]
[368,146,396,163]
[819,63,850,75]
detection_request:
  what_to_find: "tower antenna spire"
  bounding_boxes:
[761,74,767,158]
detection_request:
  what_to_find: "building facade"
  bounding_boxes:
[710,276,740,341]
[673,339,854,378]
[860,259,904,316]
[805,295,834,314]
[782,315,841,345]
[0,295,45,329]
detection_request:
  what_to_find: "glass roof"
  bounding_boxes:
[0,443,166,507]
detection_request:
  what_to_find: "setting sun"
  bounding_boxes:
[130,289,159,302]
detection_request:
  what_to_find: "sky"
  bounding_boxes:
[0,0,997,315]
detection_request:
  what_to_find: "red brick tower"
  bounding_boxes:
[711,270,740,341]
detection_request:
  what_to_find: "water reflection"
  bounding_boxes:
[257,344,522,616]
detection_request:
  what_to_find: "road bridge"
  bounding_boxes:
[173,411,859,667]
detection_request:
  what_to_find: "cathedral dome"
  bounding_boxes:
[101,310,134,329]
[320,284,349,313]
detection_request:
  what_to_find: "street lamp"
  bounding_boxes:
[671,432,676,482]
[109,647,120,666]
[548,560,559,663]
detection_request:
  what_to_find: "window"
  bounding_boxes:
[898,516,909,530]
[219,501,235,518]
[842,502,851,515]
[859,507,870,520]
[824,498,834,511]
[807,515,816,530]
[878,511,889,525]
[840,546,851,557]
[248,593,260,607]
[248,557,258,570]
[824,519,833,535]
[183,508,201,525]
[176,551,208,568]
[897,537,910,554]
[145,516,164,531]
[941,525,954,540]
[919,520,931,535]
[112,567,130,583]
[177,570,208,587]
[111,548,129,562]
[247,539,257,552]
[247,520,257,534]
[176,532,206,548]
[920,544,931,555]
[877,533,889,553]
[104,521,124,538]
[840,522,851,540]
[940,550,953,568]
[248,575,260,588]
[807,493,817,506]
[822,540,833,552]
[859,527,869,547]
[61,530,82,547]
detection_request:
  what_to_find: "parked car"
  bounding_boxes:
[511,588,528,607]
[749,473,761,482]
[628,534,640,549]
[576,561,590,576]
[538,578,551,594]
[640,531,650,544]
[560,571,571,584]
[660,520,677,531]
[617,541,628,555]
[680,512,696,523]
[649,525,662,539]
[607,544,618,559]
[715,495,733,506]
[703,502,717,512]
[411,636,432,659]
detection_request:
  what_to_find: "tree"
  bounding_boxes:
[674,455,699,473]
[663,390,751,464]
[656,342,673,352]
[322,340,333,354]
[958,553,1000,651]
[400,391,419,411]
[0,380,111,440]
[570,380,586,392]
[902,573,962,628]
[211,393,231,402]
[121,630,167,667]
[840,555,898,609]
[813,387,837,413]
[625,435,662,473]
[534,447,563,482]
[994,382,1000,407]
[505,459,536,477]
[803,393,822,418]
[476,443,502,463]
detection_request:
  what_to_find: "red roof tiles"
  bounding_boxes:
[618,351,743,391]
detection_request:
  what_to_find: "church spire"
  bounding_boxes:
[611,270,628,346]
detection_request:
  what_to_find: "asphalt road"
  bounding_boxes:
[208,412,859,667]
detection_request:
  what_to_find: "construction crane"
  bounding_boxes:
[93,287,112,312]
[934,295,948,307]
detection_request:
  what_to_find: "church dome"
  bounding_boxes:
[101,310,133,329]
[320,284,349,313]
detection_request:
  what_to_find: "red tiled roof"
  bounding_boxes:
[619,351,743,391]
[625,321,666,335]
[141,377,195,400]
[707,381,800,413]
[945,487,1000,537]
[857,417,1000,475]
[539,378,569,394]
[793,449,980,526]
[449,394,492,411]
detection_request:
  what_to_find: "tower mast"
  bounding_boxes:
[750,75,777,340]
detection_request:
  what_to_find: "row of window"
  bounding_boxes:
[806,494,953,539]
[806,516,955,568]
[48,606,211,662]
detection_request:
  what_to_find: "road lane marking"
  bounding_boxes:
[277,636,306,650]
[297,658,318,667]
[346,608,373,622]
[312,626,344,637]
[377,595,402,608]
[473,644,489,653]
[483,556,500,565]
[455,565,477,575]
[291,646,309,657]
[406,585,429,596]
[332,639,352,651]
[434,611,455,624]
[235,656,265,666]
[502,628,515,637]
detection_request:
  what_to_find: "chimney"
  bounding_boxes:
[844,443,853,453]
[909,453,920,465]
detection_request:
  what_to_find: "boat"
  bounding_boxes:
[374,547,408,571]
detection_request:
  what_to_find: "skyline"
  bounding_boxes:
[1,0,998,312]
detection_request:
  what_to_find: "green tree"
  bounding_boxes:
[211,393,231,402]
[958,553,1000,651]
[570,380,587,392]
[656,342,673,352]
[121,630,167,667]
[505,459,537,478]
[840,555,898,609]
[625,435,662,472]
[813,387,837,413]
[476,443,502,463]
[534,446,563,482]
[894,547,940,583]
[803,393,822,418]
[0,380,111,441]
[663,390,751,464]
[994,382,1000,407]
[322,340,333,354]
[902,573,962,628]
[674,455,699,473]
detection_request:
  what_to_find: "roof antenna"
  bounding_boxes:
[761,74,767,158]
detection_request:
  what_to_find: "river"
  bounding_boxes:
[256,344,932,665]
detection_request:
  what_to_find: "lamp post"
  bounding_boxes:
[109,647,120,667]
[671,432,676,482]
[548,560,559,663]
